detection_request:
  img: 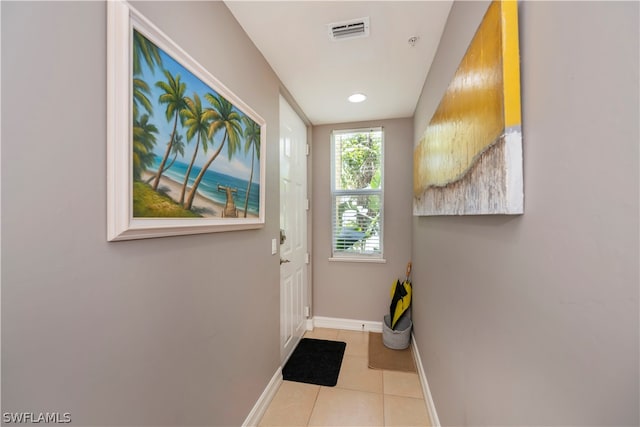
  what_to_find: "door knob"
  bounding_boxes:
[280,258,290,265]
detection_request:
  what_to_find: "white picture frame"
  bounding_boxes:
[107,1,266,241]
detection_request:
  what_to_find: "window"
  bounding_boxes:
[331,127,384,259]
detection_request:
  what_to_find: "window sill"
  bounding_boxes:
[328,257,387,264]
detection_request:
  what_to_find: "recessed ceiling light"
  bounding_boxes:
[348,93,367,103]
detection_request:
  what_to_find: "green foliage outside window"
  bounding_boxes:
[333,129,383,257]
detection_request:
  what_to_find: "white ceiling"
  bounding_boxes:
[225,1,453,125]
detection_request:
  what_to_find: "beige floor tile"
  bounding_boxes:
[383,371,423,399]
[304,328,340,341]
[308,387,384,427]
[384,394,430,427]
[259,329,431,427]
[336,355,383,394]
[337,329,369,357]
[258,380,319,427]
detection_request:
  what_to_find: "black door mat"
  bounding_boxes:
[282,338,347,387]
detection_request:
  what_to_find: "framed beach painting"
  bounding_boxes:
[107,1,266,241]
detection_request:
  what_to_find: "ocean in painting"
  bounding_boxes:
[150,156,260,216]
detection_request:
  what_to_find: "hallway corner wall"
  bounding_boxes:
[312,118,413,321]
[411,1,639,425]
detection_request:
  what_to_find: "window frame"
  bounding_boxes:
[329,127,384,261]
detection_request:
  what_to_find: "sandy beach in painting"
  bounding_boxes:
[141,171,257,219]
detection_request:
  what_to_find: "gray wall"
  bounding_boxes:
[2,2,284,425]
[312,118,413,321]
[412,1,639,426]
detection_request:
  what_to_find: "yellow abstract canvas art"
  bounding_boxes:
[413,0,523,215]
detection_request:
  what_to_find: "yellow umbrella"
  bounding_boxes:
[389,262,412,329]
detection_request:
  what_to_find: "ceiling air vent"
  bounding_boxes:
[328,17,370,41]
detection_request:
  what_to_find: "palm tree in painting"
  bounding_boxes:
[183,93,242,211]
[133,30,162,76]
[152,70,187,191]
[132,30,161,120]
[204,93,243,161]
[132,114,158,181]
[241,116,260,218]
[178,94,213,205]
[133,78,153,119]
[164,133,185,174]
[146,133,185,184]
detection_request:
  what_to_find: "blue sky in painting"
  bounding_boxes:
[136,31,260,183]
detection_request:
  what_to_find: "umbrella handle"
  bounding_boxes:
[406,262,412,281]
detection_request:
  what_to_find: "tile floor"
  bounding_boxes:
[258,328,430,427]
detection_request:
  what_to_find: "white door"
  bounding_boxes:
[279,95,308,364]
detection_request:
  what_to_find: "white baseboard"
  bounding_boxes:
[242,367,282,427]
[411,332,440,427]
[305,318,314,330]
[311,316,383,333]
